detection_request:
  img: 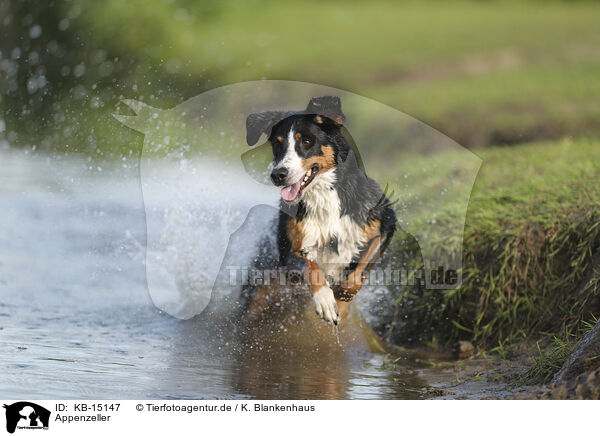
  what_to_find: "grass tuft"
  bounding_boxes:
[383,138,600,350]
[516,316,598,385]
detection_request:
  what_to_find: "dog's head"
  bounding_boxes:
[246,96,348,203]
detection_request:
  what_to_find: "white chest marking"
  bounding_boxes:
[300,169,366,284]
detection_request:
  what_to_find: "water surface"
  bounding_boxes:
[0,149,427,399]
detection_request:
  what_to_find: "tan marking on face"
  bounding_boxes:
[295,132,301,140]
[276,136,283,142]
[301,145,335,172]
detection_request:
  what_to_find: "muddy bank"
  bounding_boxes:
[410,321,600,399]
[529,318,600,399]
[400,349,600,400]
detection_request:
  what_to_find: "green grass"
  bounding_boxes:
[3,0,600,153]
[371,61,600,146]
[517,316,597,385]
[384,138,600,349]
[84,0,600,84]
[84,0,600,148]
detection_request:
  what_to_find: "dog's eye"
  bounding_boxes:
[301,138,312,147]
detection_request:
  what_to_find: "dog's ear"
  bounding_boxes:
[306,96,345,126]
[246,111,293,146]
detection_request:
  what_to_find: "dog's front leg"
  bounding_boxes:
[246,283,279,323]
[304,259,339,325]
[334,234,386,302]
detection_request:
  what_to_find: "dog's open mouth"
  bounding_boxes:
[281,165,319,202]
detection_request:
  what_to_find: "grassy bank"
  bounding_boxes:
[384,138,600,351]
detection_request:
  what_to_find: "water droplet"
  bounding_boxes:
[29,25,42,39]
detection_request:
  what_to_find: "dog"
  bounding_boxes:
[242,96,396,325]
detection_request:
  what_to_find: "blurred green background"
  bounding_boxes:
[1,0,599,157]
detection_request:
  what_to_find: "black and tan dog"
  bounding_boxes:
[243,96,396,325]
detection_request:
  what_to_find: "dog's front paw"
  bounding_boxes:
[313,286,340,325]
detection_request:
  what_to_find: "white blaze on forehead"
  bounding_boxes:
[288,128,296,150]
[273,126,304,184]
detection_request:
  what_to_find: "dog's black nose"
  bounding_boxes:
[270,167,288,186]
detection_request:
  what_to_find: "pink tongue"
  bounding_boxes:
[281,180,302,201]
